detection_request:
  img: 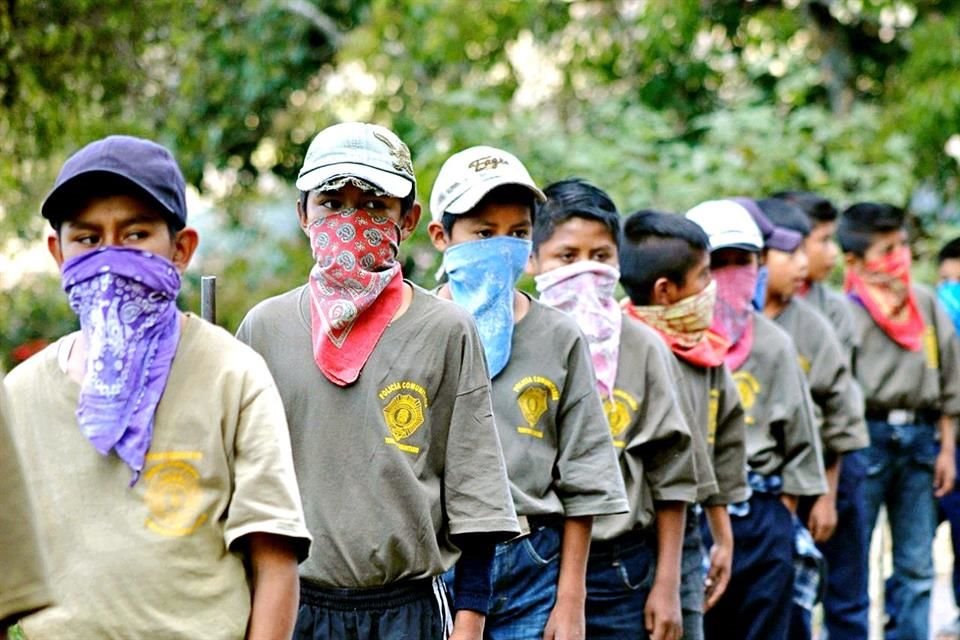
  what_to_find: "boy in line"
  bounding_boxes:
[613,208,750,640]
[685,199,827,640]
[0,373,52,637]
[5,135,312,639]
[528,180,700,640]
[237,123,520,640]
[839,203,960,640]
[936,237,960,640]
[752,197,869,640]
[428,153,630,639]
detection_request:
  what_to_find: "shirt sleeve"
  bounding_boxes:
[627,344,698,505]
[444,327,520,539]
[703,366,749,507]
[552,335,630,517]
[222,357,313,561]
[805,318,869,456]
[0,376,53,626]
[931,293,960,418]
[777,352,828,496]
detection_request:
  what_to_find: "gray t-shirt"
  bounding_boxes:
[676,360,750,507]
[491,297,629,520]
[848,285,960,417]
[237,284,519,588]
[591,316,698,540]
[775,297,868,456]
[733,314,827,496]
[805,282,859,366]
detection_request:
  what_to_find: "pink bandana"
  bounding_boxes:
[711,264,758,371]
[308,208,403,386]
[535,261,622,398]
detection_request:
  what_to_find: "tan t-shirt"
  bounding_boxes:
[775,297,869,455]
[0,373,52,627]
[592,316,698,540]
[849,285,960,416]
[676,360,750,507]
[237,284,519,588]
[732,313,827,496]
[490,298,629,520]
[5,315,311,639]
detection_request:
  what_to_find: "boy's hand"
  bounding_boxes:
[543,595,586,639]
[704,539,733,611]
[644,580,683,640]
[449,610,484,640]
[807,494,838,543]
[934,447,956,498]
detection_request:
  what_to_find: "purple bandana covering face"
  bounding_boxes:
[62,247,182,484]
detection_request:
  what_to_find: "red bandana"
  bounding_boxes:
[844,246,924,351]
[308,209,404,386]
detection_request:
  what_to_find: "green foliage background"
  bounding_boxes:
[2,0,959,368]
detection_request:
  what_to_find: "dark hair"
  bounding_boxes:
[619,210,710,305]
[838,202,906,256]
[51,174,179,239]
[771,190,838,224]
[939,237,960,264]
[532,178,620,250]
[440,184,537,237]
[298,187,416,221]
[756,197,811,237]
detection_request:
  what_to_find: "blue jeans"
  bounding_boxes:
[863,420,939,640]
[585,531,655,639]
[939,447,960,619]
[481,524,561,640]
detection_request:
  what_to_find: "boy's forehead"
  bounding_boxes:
[551,216,616,241]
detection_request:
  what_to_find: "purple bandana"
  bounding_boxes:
[62,247,181,484]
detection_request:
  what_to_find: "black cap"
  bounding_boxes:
[42,135,187,229]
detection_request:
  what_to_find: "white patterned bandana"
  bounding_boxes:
[61,247,181,484]
[535,261,622,398]
[308,207,404,386]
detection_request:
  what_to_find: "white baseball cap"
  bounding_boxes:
[296,122,416,198]
[685,199,763,252]
[429,145,546,221]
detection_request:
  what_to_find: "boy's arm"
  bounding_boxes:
[646,502,685,640]
[935,415,956,498]
[703,505,733,611]
[245,533,300,640]
[807,456,841,541]
[544,516,592,640]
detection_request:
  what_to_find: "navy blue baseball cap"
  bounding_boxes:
[41,135,188,229]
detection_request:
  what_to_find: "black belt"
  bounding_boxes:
[514,514,564,538]
[864,408,938,425]
[299,576,436,611]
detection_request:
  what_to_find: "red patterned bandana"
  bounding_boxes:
[845,246,924,351]
[308,208,404,386]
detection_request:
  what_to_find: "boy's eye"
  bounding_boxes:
[363,200,386,210]
[319,198,342,210]
[476,229,493,239]
[511,229,529,239]
[77,235,99,245]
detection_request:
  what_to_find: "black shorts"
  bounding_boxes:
[294,576,452,640]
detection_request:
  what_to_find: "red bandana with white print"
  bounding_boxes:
[845,246,924,351]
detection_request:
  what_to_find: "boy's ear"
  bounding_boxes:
[844,252,861,270]
[398,202,422,241]
[47,232,64,268]
[760,248,769,266]
[297,198,309,235]
[651,276,673,306]
[427,220,449,252]
[171,227,200,274]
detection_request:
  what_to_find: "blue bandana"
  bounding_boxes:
[938,282,960,334]
[752,265,769,311]
[443,236,532,377]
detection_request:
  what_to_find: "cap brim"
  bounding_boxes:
[444,180,546,215]
[707,232,762,252]
[765,227,803,252]
[41,169,183,229]
[296,162,414,198]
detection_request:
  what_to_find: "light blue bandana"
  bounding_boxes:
[938,281,960,334]
[443,236,532,377]
[753,265,769,310]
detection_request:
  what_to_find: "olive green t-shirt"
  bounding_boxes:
[591,316,698,540]
[849,285,960,417]
[237,284,519,588]
[0,373,52,628]
[804,281,859,366]
[675,360,750,507]
[6,316,311,639]
[732,314,827,496]
[775,297,868,456]
[490,297,629,519]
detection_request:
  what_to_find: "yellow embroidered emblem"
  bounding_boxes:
[924,325,939,369]
[733,371,761,413]
[513,376,560,438]
[798,354,811,375]
[143,451,207,537]
[602,389,639,449]
[707,388,720,445]
[379,381,430,454]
